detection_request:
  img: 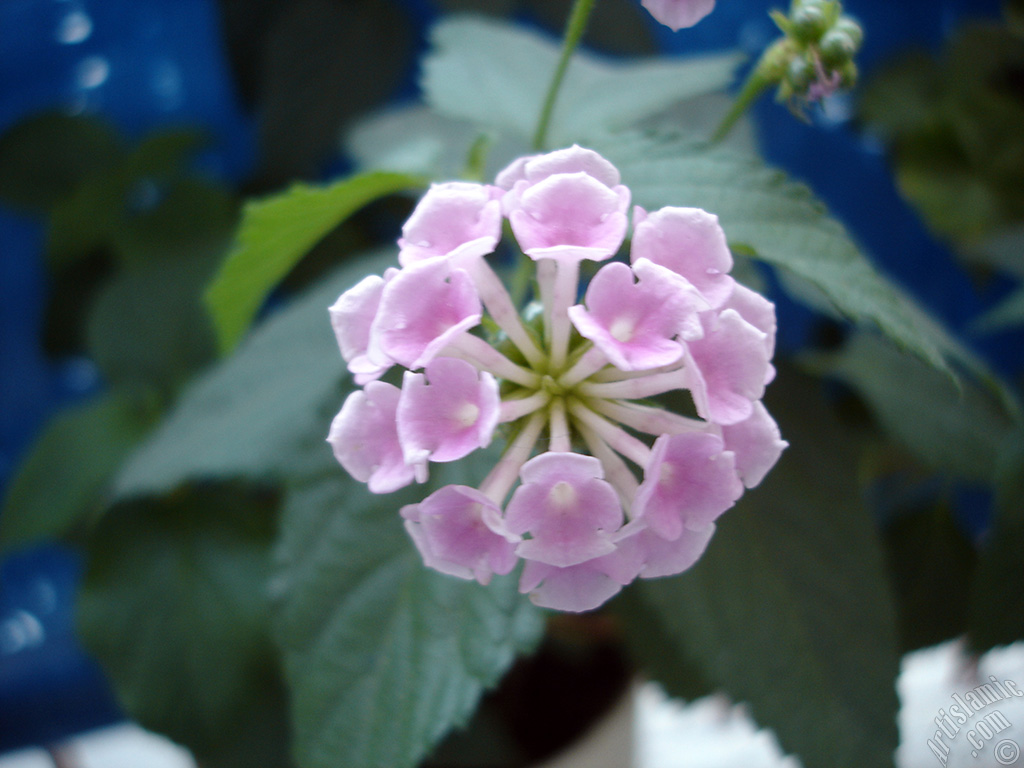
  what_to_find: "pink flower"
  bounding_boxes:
[329,271,396,384]
[519,547,640,612]
[615,520,716,579]
[328,381,415,494]
[397,356,501,474]
[722,281,778,385]
[682,309,771,425]
[402,485,519,585]
[397,182,503,266]
[568,258,707,371]
[721,401,788,488]
[368,256,482,370]
[501,146,631,264]
[505,452,623,568]
[640,0,717,31]
[327,146,784,612]
[633,432,742,540]
[632,206,735,308]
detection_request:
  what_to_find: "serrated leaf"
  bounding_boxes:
[601,134,974,378]
[822,333,1013,483]
[273,450,544,768]
[114,249,396,499]
[76,482,289,766]
[631,368,901,768]
[0,389,160,551]
[206,171,427,353]
[421,16,740,147]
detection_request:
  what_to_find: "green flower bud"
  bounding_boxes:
[832,16,864,48]
[757,38,796,84]
[786,55,816,90]
[819,28,857,67]
[790,4,830,43]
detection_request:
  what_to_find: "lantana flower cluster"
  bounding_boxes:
[327,146,786,612]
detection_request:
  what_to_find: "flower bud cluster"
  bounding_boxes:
[327,146,786,612]
[764,0,863,105]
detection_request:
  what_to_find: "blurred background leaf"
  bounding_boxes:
[0,112,122,212]
[422,16,741,147]
[216,0,414,187]
[820,332,1014,484]
[113,250,393,499]
[76,481,291,768]
[0,388,161,552]
[859,18,1024,249]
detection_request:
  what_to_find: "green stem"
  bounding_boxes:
[532,0,598,150]
[710,69,772,144]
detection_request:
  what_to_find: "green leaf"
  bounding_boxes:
[821,333,1014,483]
[113,249,396,499]
[205,171,427,354]
[602,133,975,378]
[112,177,239,266]
[346,105,527,182]
[86,254,220,395]
[631,367,901,768]
[76,482,289,766]
[421,16,741,147]
[0,389,160,551]
[125,128,207,179]
[968,426,1024,653]
[273,450,545,768]
[0,111,122,211]
[44,169,127,265]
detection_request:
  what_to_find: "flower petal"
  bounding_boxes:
[397,357,500,467]
[631,206,734,307]
[402,485,519,585]
[506,452,624,568]
[397,182,503,266]
[327,381,415,494]
[634,432,742,540]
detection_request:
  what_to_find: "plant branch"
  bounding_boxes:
[532,0,598,150]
